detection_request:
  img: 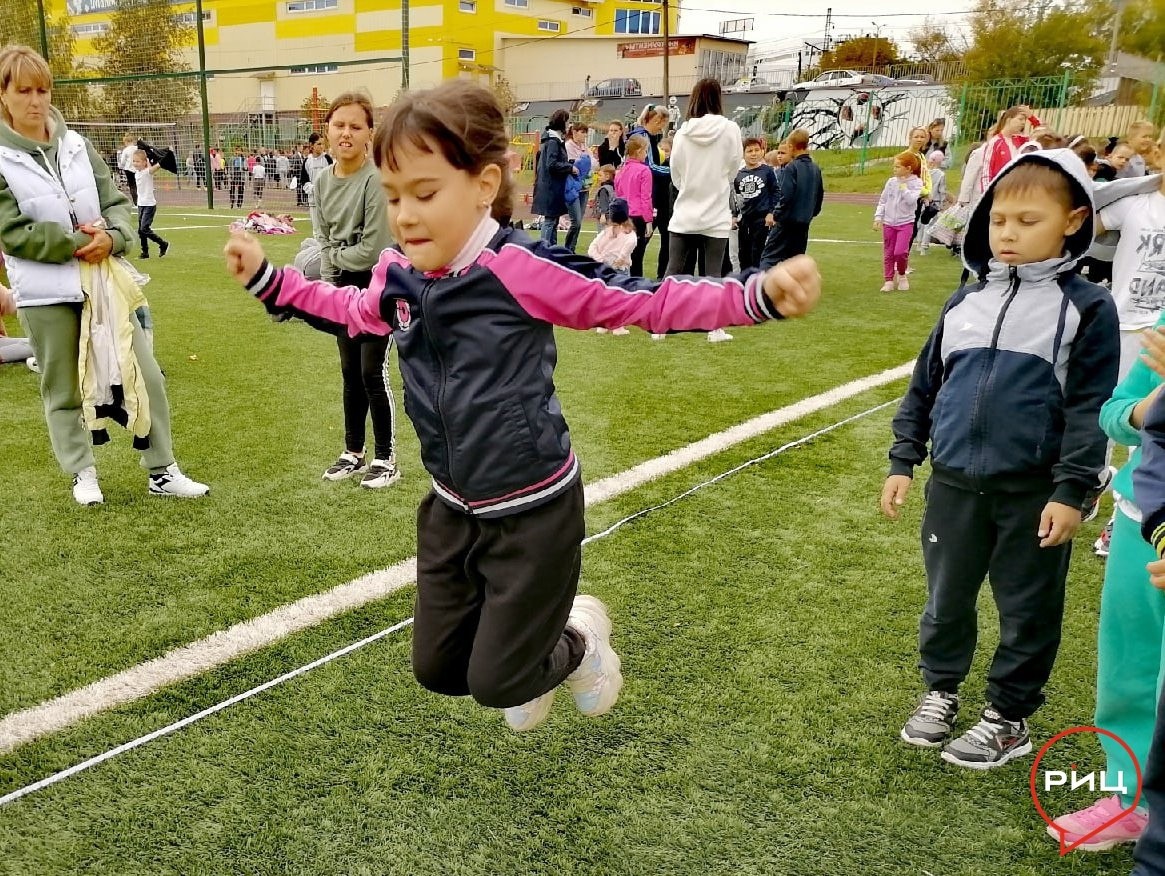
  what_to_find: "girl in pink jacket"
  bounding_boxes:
[614,136,653,276]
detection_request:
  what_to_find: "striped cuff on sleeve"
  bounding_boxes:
[742,272,781,323]
[245,260,278,297]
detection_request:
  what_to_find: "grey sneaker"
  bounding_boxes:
[941,706,1031,770]
[360,457,401,489]
[323,451,365,481]
[900,690,959,748]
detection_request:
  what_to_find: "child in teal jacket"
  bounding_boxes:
[1046,315,1165,851]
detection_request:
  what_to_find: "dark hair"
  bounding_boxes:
[743,136,765,150]
[548,109,570,133]
[686,78,724,119]
[307,132,322,145]
[325,91,375,128]
[569,122,589,135]
[374,80,514,226]
[993,161,1088,212]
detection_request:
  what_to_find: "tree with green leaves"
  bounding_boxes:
[819,36,901,72]
[962,0,1108,86]
[93,0,196,122]
[0,0,91,117]
[1118,0,1165,60]
[907,18,965,65]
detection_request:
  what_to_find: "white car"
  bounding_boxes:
[725,76,776,94]
[788,69,864,92]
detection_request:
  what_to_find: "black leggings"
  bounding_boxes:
[630,216,649,277]
[335,269,396,460]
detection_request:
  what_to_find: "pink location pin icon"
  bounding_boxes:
[1029,725,1143,855]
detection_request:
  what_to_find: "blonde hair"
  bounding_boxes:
[625,134,649,158]
[0,45,52,127]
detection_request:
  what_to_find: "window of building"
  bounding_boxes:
[290,63,340,74]
[174,11,212,24]
[503,0,529,7]
[70,22,109,35]
[614,9,659,33]
[459,0,476,9]
[458,48,476,61]
[287,0,337,12]
[571,6,593,16]
[536,19,561,31]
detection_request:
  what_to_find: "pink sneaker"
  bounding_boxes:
[1045,795,1147,851]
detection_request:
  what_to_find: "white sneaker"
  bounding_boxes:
[595,327,609,334]
[650,333,666,341]
[880,281,895,293]
[896,277,910,291]
[503,690,556,732]
[322,451,366,481]
[25,357,39,373]
[707,328,734,343]
[72,466,103,506]
[611,327,630,336]
[360,457,401,489]
[148,464,210,498]
[565,595,623,717]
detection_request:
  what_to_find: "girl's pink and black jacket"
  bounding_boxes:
[245,218,782,518]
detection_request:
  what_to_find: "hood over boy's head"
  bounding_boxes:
[963,149,1095,276]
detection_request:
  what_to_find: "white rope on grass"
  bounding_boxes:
[0,394,899,808]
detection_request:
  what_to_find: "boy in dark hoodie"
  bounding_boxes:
[880,149,1120,769]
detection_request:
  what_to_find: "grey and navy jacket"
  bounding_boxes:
[245,215,782,518]
[889,149,1119,509]
[773,154,823,225]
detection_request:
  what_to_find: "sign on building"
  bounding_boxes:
[617,37,697,59]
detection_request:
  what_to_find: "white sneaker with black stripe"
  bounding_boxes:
[72,466,103,506]
[148,464,209,498]
[360,457,401,489]
[322,451,365,481]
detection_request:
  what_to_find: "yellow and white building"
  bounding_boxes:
[57,0,748,112]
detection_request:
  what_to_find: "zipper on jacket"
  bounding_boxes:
[968,266,1021,481]
[419,279,459,493]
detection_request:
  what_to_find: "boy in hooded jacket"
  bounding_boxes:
[880,149,1120,769]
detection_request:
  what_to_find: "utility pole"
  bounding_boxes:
[823,7,832,55]
[401,0,410,89]
[662,0,670,108]
[1108,0,1127,67]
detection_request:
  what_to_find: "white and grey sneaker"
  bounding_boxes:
[707,328,734,343]
[323,451,365,481]
[941,706,1031,770]
[360,457,401,490]
[72,466,103,506]
[148,464,209,498]
[25,357,39,373]
[565,595,623,717]
[900,690,959,747]
[504,690,556,732]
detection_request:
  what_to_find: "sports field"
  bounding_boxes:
[0,204,1125,874]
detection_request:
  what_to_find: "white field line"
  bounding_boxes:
[0,362,912,755]
[0,397,902,808]
[154,225,222,231]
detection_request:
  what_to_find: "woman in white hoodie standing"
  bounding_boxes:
[665,78,744,342]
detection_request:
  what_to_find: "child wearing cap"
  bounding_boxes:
[588,197,637,336]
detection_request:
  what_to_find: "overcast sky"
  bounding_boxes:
[676,0,973,58]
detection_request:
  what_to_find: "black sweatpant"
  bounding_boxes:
[665,233,727,279]
[229,171,246,209]
[1133,681,1165,874]
[411,480,587,708]
[759,220,811,269]
[334,269,395,461]
[630,216,649,277]
[738,214,769,271]
[124,169,137,206]
[137,205,167,256]
[918,478,1071,721]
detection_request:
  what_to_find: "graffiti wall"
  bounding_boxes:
[735,85,957,149]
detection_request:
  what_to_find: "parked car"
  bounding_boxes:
[725,76,777,94]
[895,74,936,86]
[861,74,896,88]
[787,69,865,92]
[586,77,643,98]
